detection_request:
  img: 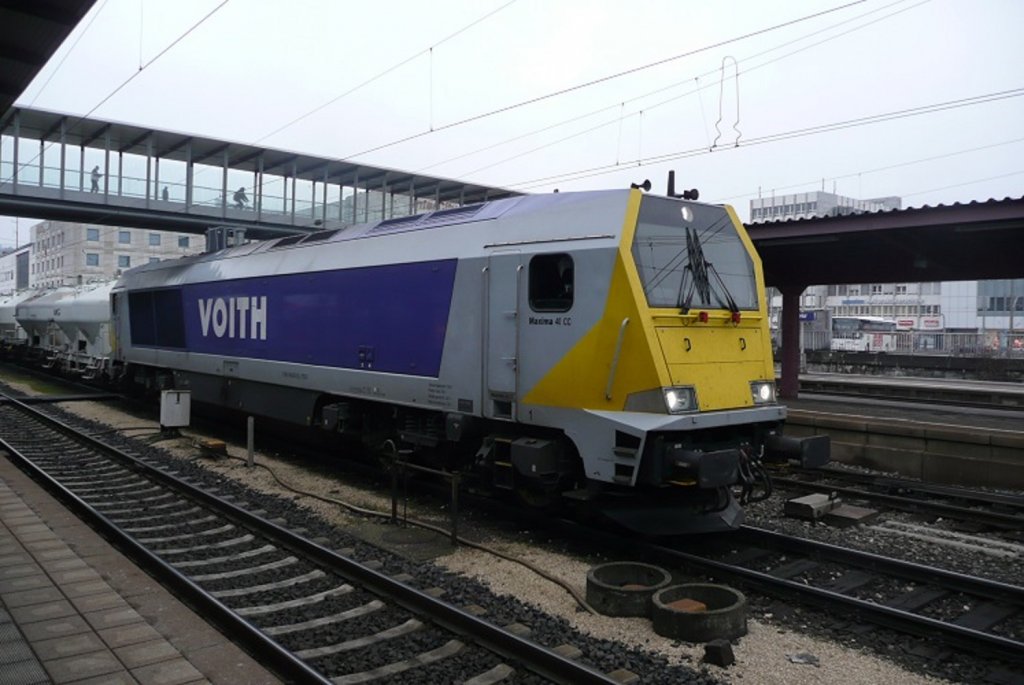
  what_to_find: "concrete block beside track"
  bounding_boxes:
[868,430,927,453]
[783,412,1024,489]
[867,420,926,440]
[922,451,1024,490]
[923,426,991,446]
[828,441,866,463]
[860,444,926,479]
[798,412,870,434]
[992,432,1024,450]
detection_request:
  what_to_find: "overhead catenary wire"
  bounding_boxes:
[436,0,928,178]
[901,169,1024,199]
[138,0,144,71]
[0,2,233,252]
[1,0,899,222]
[21,0,111,109]
[416,0,925,174]
[0,1,231,188]
[508,87,1024,191]
[711,56,741,150]
[713,136,1024,205]
[189,0,518,197]
[342,0,868,160]
[254,0,518,145]
[7,1,518,217]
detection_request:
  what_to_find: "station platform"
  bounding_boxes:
[0,454,281,685]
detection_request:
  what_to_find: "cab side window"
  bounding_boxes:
[529,253,573,312]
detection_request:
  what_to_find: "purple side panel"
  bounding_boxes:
[178,259,457,377]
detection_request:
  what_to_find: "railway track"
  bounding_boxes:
[0,392,623,685]
[463,496,1024,666]
[4,376,1021,676]
[391,466,1024,666]
[651,526,1024,662]
[771,466,1024,531]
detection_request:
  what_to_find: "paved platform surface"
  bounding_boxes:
[0,454,282,685]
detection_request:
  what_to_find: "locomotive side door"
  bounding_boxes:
[485,251,521,420]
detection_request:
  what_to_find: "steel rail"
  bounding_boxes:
[0,393,618,685]
[649,535,1024,661]
[771,475,1024,529]
[734,526,1024,604]
[431,483,1024,661]
[0,402,333,685]
[789,466,1024,508]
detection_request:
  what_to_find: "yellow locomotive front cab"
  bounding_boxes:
[627,195,777,415]
[521,190,828,533]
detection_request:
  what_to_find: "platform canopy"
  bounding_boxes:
[747,197,1024,287]
[0,1,97,119]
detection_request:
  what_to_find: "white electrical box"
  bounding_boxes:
[160,390,191,428]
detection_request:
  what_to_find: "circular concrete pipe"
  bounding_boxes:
[651,583,747,641]
[586,562,672,617]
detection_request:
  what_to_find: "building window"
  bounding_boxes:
[118,255,131,268]
[178,236,189,248]
[86,253,99,267]
[895,284,907,294]
[870,284,883,295]
[87,228,99,241]
[149,233,161,246]
[149,257,160,264]
[119,230,131,244]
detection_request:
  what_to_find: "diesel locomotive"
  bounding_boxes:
[9,187,828,533]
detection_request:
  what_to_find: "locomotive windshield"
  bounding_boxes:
[631,197,758,311]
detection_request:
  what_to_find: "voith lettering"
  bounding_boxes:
[198,296,267,340]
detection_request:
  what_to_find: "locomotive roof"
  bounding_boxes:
[114,190,728,289]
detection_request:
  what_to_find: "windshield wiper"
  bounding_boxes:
[677,227,739,314]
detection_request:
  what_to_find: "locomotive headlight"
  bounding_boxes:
[750,381,776,404]
[663,386,698,414]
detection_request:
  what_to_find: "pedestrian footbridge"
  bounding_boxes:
[0,106,520,239]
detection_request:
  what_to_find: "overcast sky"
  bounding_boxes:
[2,0,1022,248]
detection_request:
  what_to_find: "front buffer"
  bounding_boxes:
[561,405,826,536]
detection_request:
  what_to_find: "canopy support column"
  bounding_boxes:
[779,285,805,400]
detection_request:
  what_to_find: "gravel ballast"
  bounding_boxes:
[3,374,1016,683]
